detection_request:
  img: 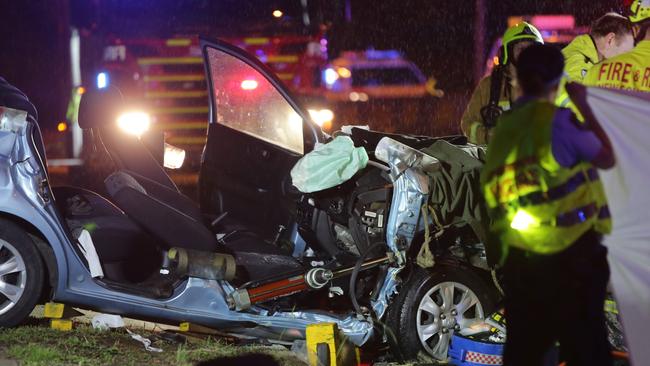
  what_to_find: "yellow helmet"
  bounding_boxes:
[501,22,544,65]
[630,0,650,23]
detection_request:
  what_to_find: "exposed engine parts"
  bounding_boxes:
[227,255,391,311]
[305,267,334,289]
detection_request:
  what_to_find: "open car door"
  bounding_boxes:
[199,38,322,238]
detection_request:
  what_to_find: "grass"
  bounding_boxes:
[0,319,307,366]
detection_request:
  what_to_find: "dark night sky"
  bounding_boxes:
[341,0,623,91]
[0,0,624,128]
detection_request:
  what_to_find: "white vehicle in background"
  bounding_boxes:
[320,49,443,133]
[323,49,442,102]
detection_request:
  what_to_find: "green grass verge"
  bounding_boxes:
[0,321,306,366]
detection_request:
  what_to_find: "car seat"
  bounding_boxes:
[78,87,303,282]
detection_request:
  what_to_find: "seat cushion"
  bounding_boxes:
[53,186,160,282]
[105,171,219,253]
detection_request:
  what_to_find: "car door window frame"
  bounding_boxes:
[200,38,322,154]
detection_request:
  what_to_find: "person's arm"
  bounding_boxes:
[566,82,615,169]
[460,77,490,144]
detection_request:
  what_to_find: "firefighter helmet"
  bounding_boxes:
[630,0,650,23]
[501,22,544,65]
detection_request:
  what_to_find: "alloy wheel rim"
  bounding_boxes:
[0,240,27,316]
[415,281,485,360]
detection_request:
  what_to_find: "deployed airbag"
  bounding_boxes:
[291,136,368,193]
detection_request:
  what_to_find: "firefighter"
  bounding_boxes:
[481,44,615,366]
[584,0,650,91]
[556,13,634,110]
[460,22,543,144]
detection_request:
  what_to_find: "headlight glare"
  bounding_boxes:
[308,108,335,129]
[117,111,151,137]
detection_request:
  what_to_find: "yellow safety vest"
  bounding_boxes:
[555,34,600,117]
[584,40,650,91]
[481,100,611,255]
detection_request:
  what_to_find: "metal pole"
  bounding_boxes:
[70,27,83,158]
[301,0,311,27]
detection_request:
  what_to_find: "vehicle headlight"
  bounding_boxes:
[116,111,150,138]
[308,108,334,130]
[163,143,186,169]
[96,72,109,89]
[323,68,339,85]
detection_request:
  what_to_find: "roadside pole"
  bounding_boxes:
[69,27,83,158]
[474,0,486,83]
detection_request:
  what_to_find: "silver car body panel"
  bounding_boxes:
[0,109,435,346]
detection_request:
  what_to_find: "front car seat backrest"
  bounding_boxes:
[105,171,218,253]
[99,129,178,192]
[78,87,178,192]
[109,169,203,223]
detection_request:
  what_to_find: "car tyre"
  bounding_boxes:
[386,265,498,362]
[0,220,44,327]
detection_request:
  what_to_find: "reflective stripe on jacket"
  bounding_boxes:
[481,100,611,256]
[584,40,650,92]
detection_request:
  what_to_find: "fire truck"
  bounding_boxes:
[96,33,330,175]
[50,1,338,188]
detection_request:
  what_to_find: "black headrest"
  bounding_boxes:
[0,77,38,120]
[78,86,124,130]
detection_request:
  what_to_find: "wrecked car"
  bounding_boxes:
[0,38,500,361]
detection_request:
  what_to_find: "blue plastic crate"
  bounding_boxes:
[449,334,504,366]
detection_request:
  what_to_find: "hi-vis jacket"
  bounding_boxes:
[584,40,650,91]
[556,35,600,111]
[481,100,611,257]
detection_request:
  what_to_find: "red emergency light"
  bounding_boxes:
[240,79,258,90]
[508,15,575,31]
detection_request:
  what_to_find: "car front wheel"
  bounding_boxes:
[387,265,498,362]
[0,220,44,327]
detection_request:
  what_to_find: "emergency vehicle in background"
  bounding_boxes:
[54,1,442,189]
[97,33,331,175]
[321,49,443,132]
[85,37,441,178]
[49,0,339,188]
[484,15,588,75]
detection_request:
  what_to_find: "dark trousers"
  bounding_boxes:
[503,230,612,366]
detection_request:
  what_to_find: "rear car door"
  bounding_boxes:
[199,39,322,238]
